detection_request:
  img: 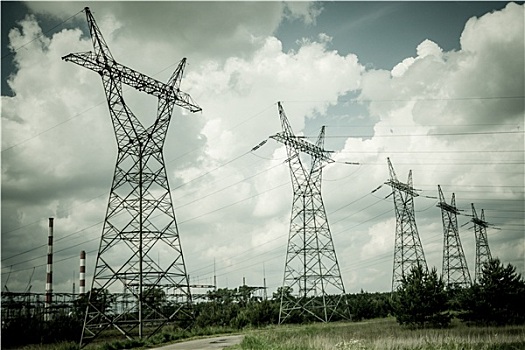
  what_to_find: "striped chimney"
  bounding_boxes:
[45,218,54,312]
[79,250,86,295]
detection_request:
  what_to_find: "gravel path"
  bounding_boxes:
[149,334,244,350]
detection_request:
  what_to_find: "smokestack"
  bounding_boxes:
[45,218,54,318]
[80,250,86,295]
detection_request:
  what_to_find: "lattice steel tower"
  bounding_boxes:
[386,158,427,292]
[437,185,471,289]
[270,102,347,324]
[63,8,201,346]
[471,204,492,283]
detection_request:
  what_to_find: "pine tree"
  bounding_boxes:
[459,258,525,325]
[393,264,451,328]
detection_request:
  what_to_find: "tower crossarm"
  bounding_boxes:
[437,201,460,215]
[385,179,420,197]
[471,217,489,228]
[471,204,490,228]
[270,133,334,163]
[62,53,201,112]
[437,185,460,214]
[386,157,420,196]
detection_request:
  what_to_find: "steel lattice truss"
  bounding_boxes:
[471,204,492,283]
[386,158,427,292]
[271,102,348,324]
[63,8,200,347]
[437,186,471,289]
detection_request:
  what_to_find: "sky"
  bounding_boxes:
[1,1,524,297]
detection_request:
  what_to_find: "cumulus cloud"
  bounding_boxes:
[2,2,523,295]
[341,2,524,291]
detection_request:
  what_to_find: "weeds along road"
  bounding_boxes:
[149,334,244,350]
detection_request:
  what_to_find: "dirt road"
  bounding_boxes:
[149,334,244,350]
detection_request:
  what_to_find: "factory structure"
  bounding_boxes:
[2,218,86,321]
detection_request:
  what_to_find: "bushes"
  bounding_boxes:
[195,289,280,329]
[1,314,83,347]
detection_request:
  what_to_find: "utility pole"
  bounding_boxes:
[385,158,427,292]
[471,204,492,283]
[269,102,348,324]
[63,7,200,347]
[437,185,471,289]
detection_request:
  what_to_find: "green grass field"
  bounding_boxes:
[11,318,525,350]
[237,318,525,350]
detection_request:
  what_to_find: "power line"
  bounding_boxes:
[306,130,524,138]
[3,172,520,275]
[338,150,523,154]
[3,161,521,273]
[281,95,525,104]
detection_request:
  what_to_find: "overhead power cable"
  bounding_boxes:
[281,95,525,104]
[304,130,524,139]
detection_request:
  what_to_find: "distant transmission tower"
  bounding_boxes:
[63,8,201,346]
[270,102,348,324]
[385,158,427,292]
[437,185,471,289]
[471,204,492,283]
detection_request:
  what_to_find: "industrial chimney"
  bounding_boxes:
[80,250,86,295]
[45,218,54,319]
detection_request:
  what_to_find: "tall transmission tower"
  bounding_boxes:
[437,185,471,289]
[385,158,427,292]
[471,204,492,283]
[270,102,348,324]
[63,7,201,346]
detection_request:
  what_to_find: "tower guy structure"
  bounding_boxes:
[437,185,471,289]
[386,158,427,292]
[63,8,201,346]
[270,102,348,324]
[471,204,492,283]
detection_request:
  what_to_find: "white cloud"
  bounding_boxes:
[1,2,523,297]
[391,39,443,78]
[340,2,524,291]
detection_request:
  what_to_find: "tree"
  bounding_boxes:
[272,286,293,301]
[206,287,236,304]
[143,286,167,310]
[459,258,525,325]
[393,264,451,328]
[74,288,114,318]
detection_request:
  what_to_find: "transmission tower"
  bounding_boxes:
[385,158,427,292]
[63,8,201,346]
[437,185,471,289]
[270,102,348,324]
[471,204,492,283]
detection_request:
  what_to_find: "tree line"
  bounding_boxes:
[2,258,524,348]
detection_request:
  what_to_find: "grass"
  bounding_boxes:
[10,319,525,350]
[237,318,525,350]
[11,325,239,350]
